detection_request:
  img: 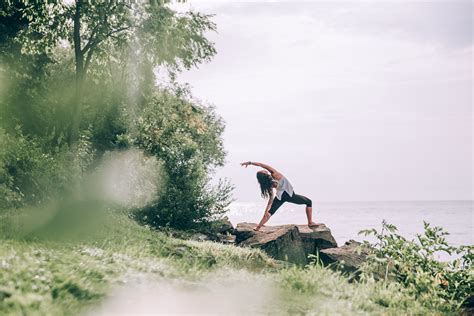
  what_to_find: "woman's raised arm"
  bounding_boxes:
[240,161,282,179]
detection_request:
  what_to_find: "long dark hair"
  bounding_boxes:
[256,172,274,199]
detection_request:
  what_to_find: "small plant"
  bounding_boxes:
[307,251,324,268]
[359,220,473,310]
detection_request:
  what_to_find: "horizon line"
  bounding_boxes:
[232,199,474,204]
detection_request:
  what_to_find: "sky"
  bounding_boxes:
[174,0,473,202]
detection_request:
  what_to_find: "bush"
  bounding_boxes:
[0,127,95,210]
[359,221,473,310]
[0,90,233,231]
[133,92,233,229]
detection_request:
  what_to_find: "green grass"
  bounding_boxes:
[0,209,462,315]
[0,209,274,315]
[276,265,453,315]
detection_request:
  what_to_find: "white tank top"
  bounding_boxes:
[275,176,294,200]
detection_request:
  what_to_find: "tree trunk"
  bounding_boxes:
[69,0,84,146]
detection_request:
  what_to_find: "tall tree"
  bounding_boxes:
[1,0,216,144]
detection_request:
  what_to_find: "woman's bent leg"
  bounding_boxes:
[288,193,317,226]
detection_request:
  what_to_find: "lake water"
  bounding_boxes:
[228,200,473,260]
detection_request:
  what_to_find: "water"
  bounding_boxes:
[228,200,473,260]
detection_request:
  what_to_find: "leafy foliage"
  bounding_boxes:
[133,92,233,229]
[5,1,216,74]
[0,1,230,229]
[0,1,217,141]
[359,221,473,310]
[0,127,95,209]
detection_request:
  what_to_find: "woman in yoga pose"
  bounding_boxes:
[240,161,318,231]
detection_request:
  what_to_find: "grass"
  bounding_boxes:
[276,265,450,315]
[0,208,463,315]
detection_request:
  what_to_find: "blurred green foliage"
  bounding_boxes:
[0,1,232,229]
[0,127,95,209]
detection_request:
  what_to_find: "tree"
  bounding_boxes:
[0,1,232,228]
[1,0,216,144]
[133,91,233,228]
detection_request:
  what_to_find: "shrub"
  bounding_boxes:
[359,221,473,310]
[0,127,95,210]
[133,92,233,229]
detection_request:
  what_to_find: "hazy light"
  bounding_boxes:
[95,149,165,208]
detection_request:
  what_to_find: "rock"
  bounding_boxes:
[189,233,211,242]
[319,240,368,273]
[235,222,338,265]
[219,234,236,244]
[235,223,307,265]
[212,216,234,234]
[297,224,338,255]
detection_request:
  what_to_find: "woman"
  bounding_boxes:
[240,161,318,231]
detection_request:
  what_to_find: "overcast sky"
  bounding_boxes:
[175,0,473,202]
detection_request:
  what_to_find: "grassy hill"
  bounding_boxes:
[0,209,460,315]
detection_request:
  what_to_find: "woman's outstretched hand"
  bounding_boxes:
[240,161,251,168]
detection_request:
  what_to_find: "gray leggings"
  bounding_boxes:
[269,191,312,215]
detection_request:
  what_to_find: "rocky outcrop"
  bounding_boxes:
[319,240,368,272]
[235,223,338,265]
[189,220,368,271]
[235,223,307,265]
[297,224,338,254]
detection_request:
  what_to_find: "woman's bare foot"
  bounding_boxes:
[308,222,320,227]
[253,226,262,231]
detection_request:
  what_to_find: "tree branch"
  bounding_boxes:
[81,26,98,55]
[84,47,94,74]
[107,26,133,37]
[81,1,132,74]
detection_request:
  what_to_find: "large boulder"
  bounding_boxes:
[319,240,368,272]
[297,224,337,255]
[235,223,307,265]
[235,223,338,265]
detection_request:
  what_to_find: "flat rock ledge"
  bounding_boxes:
[235,223,338,265]
[320,240,368,272]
